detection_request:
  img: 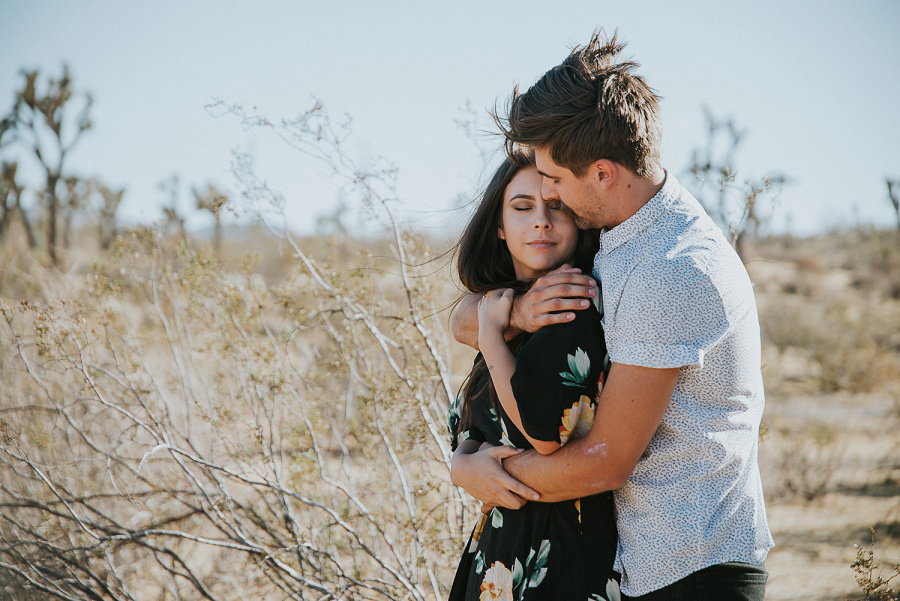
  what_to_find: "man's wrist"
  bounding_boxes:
[506,295,527,337]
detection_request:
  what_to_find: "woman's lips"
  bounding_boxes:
[527,240,557,249]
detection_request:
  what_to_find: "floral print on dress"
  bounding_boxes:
[480,561,514,601]
[478,540,552,601]
[448,305,616,601]
[447,393,463,447]
[560,347,591,387]
[498,416,515,447]
[589,578,621,601]
[469,514,488,552]
[595,370,606,405]
[559,395,595,445]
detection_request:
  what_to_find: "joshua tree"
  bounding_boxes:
[193,183,229,256]
[887,179,900,230]
[1,65,93,265]
[97,183,124,249]
[687,107,787,259]
[0,161,37,247]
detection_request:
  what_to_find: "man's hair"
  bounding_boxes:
[498,29,662,178]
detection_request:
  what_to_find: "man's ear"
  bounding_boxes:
[592,159,618,189]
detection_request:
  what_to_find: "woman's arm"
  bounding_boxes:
[477,290,561,455]
[451,439,541,510]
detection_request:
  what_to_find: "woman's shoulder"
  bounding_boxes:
[513,304,605,387]
[521,303,603,350]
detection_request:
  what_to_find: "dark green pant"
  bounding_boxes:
[623,562,767,601]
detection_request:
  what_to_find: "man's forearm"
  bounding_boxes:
[501,436,623,502]
[500,363,679,502]
[451,294,481,349]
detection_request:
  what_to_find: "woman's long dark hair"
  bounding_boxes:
[455,148,599,436]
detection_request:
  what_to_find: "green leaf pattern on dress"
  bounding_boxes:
[509,539,551,600]
[588,578,621,601]
[559,347,590,387]
[490,507,504,529]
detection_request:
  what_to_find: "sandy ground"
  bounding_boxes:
[760,390,899,600]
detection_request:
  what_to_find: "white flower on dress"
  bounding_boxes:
[480,561,514,601]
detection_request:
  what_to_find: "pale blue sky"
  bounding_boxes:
[1,1,898,239]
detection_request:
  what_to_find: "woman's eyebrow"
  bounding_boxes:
[508,194,535,201]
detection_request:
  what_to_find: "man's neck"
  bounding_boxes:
[612,168,666,227]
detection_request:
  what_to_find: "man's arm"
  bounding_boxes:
[501,362,679,501]
[450,265,597,350]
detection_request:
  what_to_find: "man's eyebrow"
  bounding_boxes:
[508,193,535,201]
[536,169,557,179]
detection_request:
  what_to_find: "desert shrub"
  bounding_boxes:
[768,422,843,502]
[0,104,472,600]
[849,528,899,601]
[760,293,899,394]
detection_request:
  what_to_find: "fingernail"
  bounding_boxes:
[580,300,589,307]
[566,313,575,320]
[532,494,540,500]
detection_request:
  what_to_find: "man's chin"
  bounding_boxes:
[575,215,600,230]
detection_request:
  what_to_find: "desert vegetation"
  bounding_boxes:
[0,71,898,601]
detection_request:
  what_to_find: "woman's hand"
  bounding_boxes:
[451,444,540,513]
[477,288,515,337]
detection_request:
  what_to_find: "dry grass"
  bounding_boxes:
[1,226,896,600]
[743,231,900,600]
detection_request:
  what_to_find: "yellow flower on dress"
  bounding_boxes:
[559,395,595,445]
[480,561,514,601]
[468,514,487,552]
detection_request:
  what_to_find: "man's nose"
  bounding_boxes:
[541,178,559,201]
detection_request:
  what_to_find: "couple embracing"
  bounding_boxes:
[445,31,773,601]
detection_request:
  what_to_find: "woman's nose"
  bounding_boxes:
[533,210,551,229]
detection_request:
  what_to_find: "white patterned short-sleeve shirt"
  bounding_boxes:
[593,173,774,596]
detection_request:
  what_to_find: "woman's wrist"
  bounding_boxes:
[478,327,506,356]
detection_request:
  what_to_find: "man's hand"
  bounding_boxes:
[450,265,597,350]
[451,445,541,513]
[509,265,597,333]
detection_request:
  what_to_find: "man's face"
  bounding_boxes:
[534,147,608,230]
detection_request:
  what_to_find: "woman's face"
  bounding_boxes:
[498,166,580,281]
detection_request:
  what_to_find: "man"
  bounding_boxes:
[450,31,773,600]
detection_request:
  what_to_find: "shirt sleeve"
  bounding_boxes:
[509,306,608,443]
[605,255,730,369]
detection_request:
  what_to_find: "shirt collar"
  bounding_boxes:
[599,170,680,254]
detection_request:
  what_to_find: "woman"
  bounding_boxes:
[447,149,619,601]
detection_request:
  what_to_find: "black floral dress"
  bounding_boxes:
[447,305,620,601]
